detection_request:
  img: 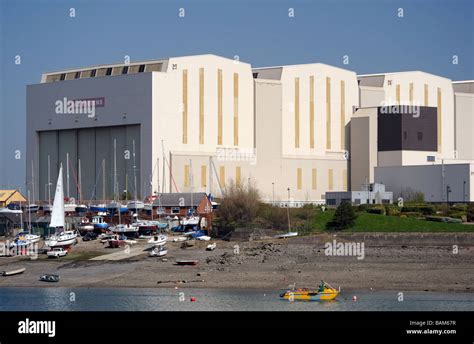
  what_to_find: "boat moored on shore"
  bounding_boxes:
[280,281,339,301]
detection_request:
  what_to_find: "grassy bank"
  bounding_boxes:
[301,209,473,234]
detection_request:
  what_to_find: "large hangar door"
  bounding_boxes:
[38,124,141,203]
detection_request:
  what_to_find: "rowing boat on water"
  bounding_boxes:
[1,267,26,276]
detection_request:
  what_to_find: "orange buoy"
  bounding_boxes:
[190,297,196,302]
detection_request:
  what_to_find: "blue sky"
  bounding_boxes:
[0,0,473,190]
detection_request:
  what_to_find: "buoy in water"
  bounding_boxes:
[352,296,357,301]
[190,297,196,302]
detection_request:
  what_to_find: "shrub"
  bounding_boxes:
[216,179,261,227]
[385,205,400,216]
[357,204,370,213]
[467,204,474,222]
[366,205,386,215]
[326,202,357,230]
[399,188,426,203]
[256,203,288,230]
[401,204,436,215]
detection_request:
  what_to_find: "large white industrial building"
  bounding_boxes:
[26,54,474,204]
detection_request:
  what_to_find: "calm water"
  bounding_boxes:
[0,288,473,311]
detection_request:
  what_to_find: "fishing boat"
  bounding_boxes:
[23,203,39,213]
[149,245,168,257]
[92,215,109,231]
[1,267,26,276]
[89,204,108,212]
[75,204,88,214]
[9,231,40,247]
[0,206,22,214]
[110,223,139,237]
[45,165,78,248]
[77,217,94,234]
[279,281,339,301]
[127,200,144,211]
[106,201,128,214]
[176,260,199,266]
[180,216,200,226]
[107,234,127,248]
[40,274,60,282]
[148,234,167,246]
[206,243,216,251]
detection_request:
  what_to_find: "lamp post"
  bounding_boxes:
[287,187,291,232]
[272,182,275,206]
[446,185,452,207]
[463,181,466,203]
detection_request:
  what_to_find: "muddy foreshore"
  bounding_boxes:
[0,233,473,293]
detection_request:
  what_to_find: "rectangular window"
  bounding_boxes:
[201,166,207,188]
[417,132,423,141]
[217,69,223,145]
[424,84,429,106]
[354,199,361,205]
[171,207,180,214]
[396,84,401,104]
[138,64,146,73]
[427,155,435,162]
[74,71,81,79]
[90,69,97,77]
[326,77,331,150]
[233,73,239,146]
[122,66,129,74]
[409,83,414,104]
[219,166,226,187]
[184,165,190,188]
[340,80,346,150]
[182,69,188,144]
[295,77,300,148]
[297,168,302,190]
[199,68,205,145]
[236,166,241,186]
[106,67,113,76]
[60,73,66,81]
[312,168,317,190]
[309,76,315,149]
[437,87,442,152]
[328,169,334,191]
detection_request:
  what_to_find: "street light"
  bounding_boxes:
[446,185,452,207]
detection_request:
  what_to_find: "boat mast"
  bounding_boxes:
[78,159,82,203]
[113,139,121,225]
[31,160,35,204]
[190,159,194,214]
[47,155,51,205]
[102,159,106,201]
[161,140,166,194]
[27,190,31,231]
[66,153,70,199]
[287,187,291,233]
[133,140,137,201]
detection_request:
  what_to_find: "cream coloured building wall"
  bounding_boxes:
[453,81,474,161]
[151,55,255,196]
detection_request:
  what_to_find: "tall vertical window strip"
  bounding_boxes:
[233,73,239,146]
[184,165,190,188]
[312,168,317,190]
[328,169,334,191]
[182,70,188,144]
[199,68,205,145]
[201,165,207,188]
[409,83,414,105]
[343,169,347,191]
[236,166,241,186]
[396,84,401,104]
[297,168,302,190]
[217,69,223,145]
[219,166,225,187]
[424,84,429,106]
[437,87,442,152]
[295,77,300,148]
[340,80,345,150]
[309,76,315,149]
[326,77,331,150]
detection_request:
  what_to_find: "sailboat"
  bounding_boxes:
[275,189,298,239]
[45,165,78,247]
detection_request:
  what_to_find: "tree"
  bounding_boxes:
[216,179,261,227]
[327,201,357,230]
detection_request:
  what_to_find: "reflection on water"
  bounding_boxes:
[0,288,473,311]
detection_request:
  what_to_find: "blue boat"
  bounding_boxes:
[92,216,109,230]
